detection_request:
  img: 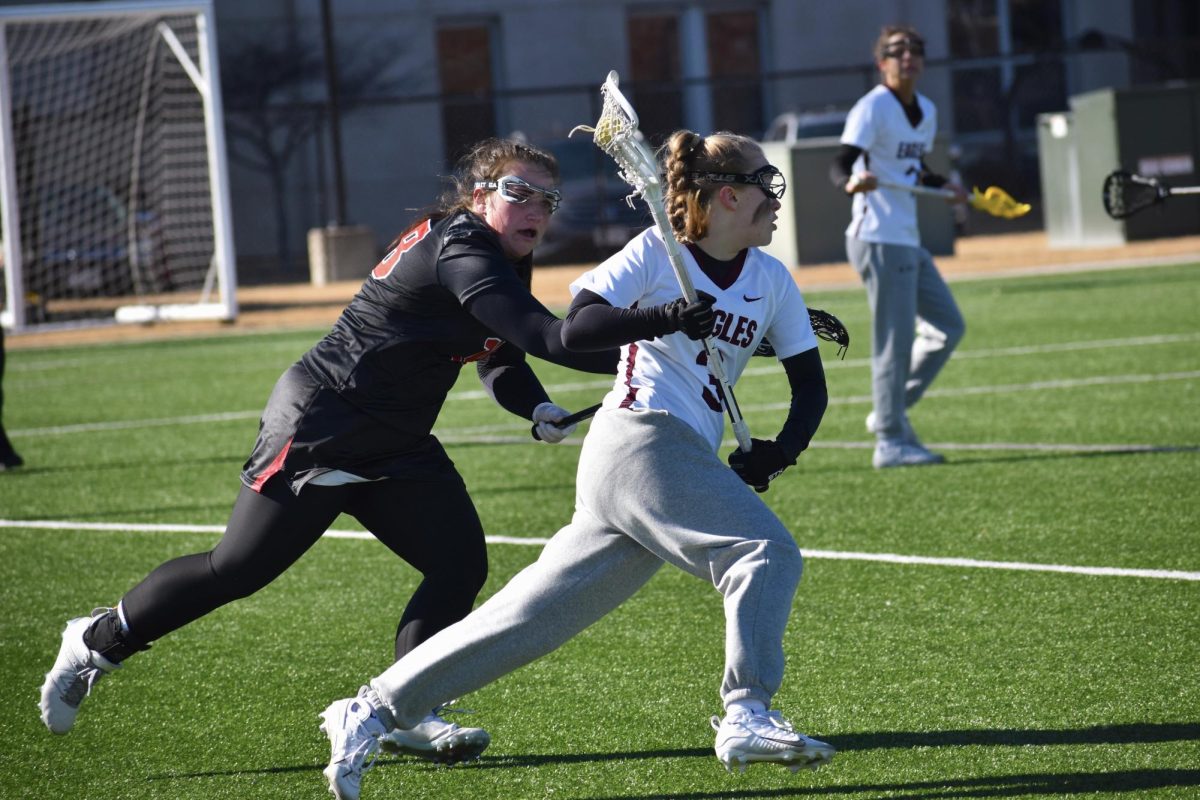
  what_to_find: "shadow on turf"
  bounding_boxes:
[150,721,1200,790]
[575,769,1200,799]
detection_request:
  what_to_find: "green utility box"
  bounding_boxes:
[761,139,955,268]
[1038,82,1200,246]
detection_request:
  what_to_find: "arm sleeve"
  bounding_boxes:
[830,144,864,189]
[462,276,618,375]
[475,342,550,420]
[773,347,828,462]
[561,288,670,351]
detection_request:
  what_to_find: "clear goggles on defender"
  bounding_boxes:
[687,164,787,200]
[474,175,562,214]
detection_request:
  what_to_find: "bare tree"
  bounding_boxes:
[221,37,403,275]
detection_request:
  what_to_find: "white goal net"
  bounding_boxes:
[0,0,236,332]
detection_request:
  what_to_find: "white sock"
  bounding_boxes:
[115,601,132,635]
[726,699,767,717]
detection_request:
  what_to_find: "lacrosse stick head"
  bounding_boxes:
[971,186,1031,219]
[572,71,663,199]
[1102,170,1165,220]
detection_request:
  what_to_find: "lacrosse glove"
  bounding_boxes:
[659,291,716,340]
[727,439,795,493]
[532,402,577,444]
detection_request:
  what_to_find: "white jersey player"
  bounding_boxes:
[842,82,937,247]
[574,223,817,451]
[319,130,837,800]
[834,24,968,468]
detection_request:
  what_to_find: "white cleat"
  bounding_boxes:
[319,688,388,800]
[872,438,945,469]
[379,706,490,765]
[712,710,835,773]
[39,609,120,735]
[866,411,933,448]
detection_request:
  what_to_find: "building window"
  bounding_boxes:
[706,9,763,137]
[627,13,682,144]
[946,0,1065,134]
[437,22,496,164]
[1132,1,1200,83]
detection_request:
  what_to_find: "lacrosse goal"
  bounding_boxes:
[0,0,236,332]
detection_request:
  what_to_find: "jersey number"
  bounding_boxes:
[371,218,432,280]
[695,350,723,413]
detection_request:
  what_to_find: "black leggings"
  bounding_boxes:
[120,475,488,661]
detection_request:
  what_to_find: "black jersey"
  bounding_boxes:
[242,210,578,493]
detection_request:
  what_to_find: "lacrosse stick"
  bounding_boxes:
[569,70,752,452]
[1102,169,1200,220]
[530,402,603,441]
[755,308,851,360]
[875,179,1031,219]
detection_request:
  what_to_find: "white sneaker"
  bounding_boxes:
[865,411,926,446]
[379,705,490,764]
[872,438,945,469]
[39,609,120,734]
[319,688,389,800]
[711,710,835,773]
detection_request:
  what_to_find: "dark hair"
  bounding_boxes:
[874,24,924,62]
[391,138,559,247]
[662,130,762,243]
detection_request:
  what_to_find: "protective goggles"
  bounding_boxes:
[688,164,787,200]
[882,39,925,58]
[474,175,561,213]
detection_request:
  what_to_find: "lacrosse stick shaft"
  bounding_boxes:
[643,195,753,452]
[530,402,604,441]
[876,179,955,199]
[585,69,751,451]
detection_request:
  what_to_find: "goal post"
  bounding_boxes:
[0,0,236,333]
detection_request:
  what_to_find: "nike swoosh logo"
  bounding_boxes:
[743,295,763,302]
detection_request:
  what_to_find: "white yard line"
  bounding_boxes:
[15,410,261,437]
[747,370,1200,413]
[10,368,1200,440]
[1,518,1195,582]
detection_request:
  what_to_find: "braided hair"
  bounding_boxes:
[392,138,560,245]
[662,130,762,243]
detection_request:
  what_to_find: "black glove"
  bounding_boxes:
[660,291,716,340]
[727,439,794,493]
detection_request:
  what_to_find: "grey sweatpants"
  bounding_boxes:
[847,237,965,440]
[371,408,803,727]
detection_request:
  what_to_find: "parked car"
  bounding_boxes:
[518,135,651,265]
[761,108,849,144]
[23,184,165,300]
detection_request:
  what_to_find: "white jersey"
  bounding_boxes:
[841,84,937,247]
[570,227,818,452]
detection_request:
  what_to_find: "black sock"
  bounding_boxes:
[83,609,150,665]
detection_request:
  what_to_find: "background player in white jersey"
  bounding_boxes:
[318,130,835,800]
[833,24,968,468]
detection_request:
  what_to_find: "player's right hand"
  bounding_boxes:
[846,171,878,194]
[661,291,716,340]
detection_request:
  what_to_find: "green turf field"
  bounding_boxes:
[2,261,1198,799]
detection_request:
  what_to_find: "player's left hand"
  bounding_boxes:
[727,439,794,493]
[532,402,577,444]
